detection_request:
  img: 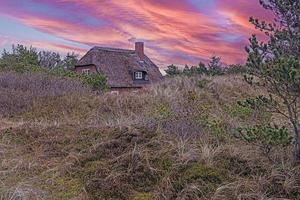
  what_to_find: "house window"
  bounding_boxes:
[82,69,90,75]
[135,71,143,80]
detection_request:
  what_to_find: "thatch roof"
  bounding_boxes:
[76,45,163,88]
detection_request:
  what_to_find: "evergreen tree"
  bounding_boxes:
[0,44,39,72]
[63,52,79,70]
[165,64,181,76]
[207,56,223,76]
[197,61,208,75]
[246,0,300,163]
[183,65,192,76]
[38,51,62,69]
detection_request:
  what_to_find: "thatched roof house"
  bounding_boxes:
[75,42,163,90]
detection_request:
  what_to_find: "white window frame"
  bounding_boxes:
[135,71,143,80]
[82,69,90,75]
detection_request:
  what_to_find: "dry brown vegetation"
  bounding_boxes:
[0,72,299,200]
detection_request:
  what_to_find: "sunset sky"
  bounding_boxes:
[0,0,273,68]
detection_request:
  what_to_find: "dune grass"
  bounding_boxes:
[0,72,299,200]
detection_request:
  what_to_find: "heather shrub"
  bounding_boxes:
[0,71,89,117]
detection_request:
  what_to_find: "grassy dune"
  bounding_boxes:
[0,72,299,200]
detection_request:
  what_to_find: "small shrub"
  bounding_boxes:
[183,164,226,184]
[51,68,108,90]
[153,154,173,172]
[197,78,210,89]
[236,96,273,123]
[172,163,229,197]
[133,192,153,200]
[236,124,293,155]
[237,96,274,110]
[204,118,230,143]
[82,72,108,90]
[151,103,174,121]
[229,104,253,120]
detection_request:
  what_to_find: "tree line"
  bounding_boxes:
[0,44,78,72]
[165,56,246,77]
[0,44,107,90]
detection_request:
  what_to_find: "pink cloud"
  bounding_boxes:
[0,34,86,55]
[0,0,274,67]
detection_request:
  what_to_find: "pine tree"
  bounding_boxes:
[246,0,300,163]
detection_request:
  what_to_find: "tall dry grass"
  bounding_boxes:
[0,74,299,200]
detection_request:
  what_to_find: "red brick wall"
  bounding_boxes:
[74,65,98,74]
[135,42,144,60]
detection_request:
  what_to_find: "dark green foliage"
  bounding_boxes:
[182,62,209,76]
[231,97,272,123]
[38,51,78,70]
[238,96,274,110]
[165,64,182,76]
[224,64,246,74]
[182,65,192,76]
[197,62,208,74]
[82,72,108,90]
[51,67,80,79]
[165,62,209,77]
[38,51,61,69]
[229,104,253,120]
[165,58,245,77]
[0,44,41,73]
[1,44,78,71]
[153,154,173,172]
[0,44,107,90]
[217,154,267,177]
[52,68,108,90]
[62,52,79,70]
[197,78,210,89]
[245,0,300,162]
[172,163,229,197]
[183,164,226,184]
[236,124,293,154]
[207,56,224,76]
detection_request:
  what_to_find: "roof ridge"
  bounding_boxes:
[92,46,135,53]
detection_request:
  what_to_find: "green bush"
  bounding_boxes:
[0,45,44,73]
[132,192,153,200]
[82,72,108,90]
[151,103,174,121]
[197,78,210,89]
[236,96,272,122]
[183,164,226,183]
[229,104,253,120]
[0,44,107,91]
[237,96,274,110]
[207,56,224,76]
[51,68,108,90]
[202,117,230,143]
[236,124,293,154]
